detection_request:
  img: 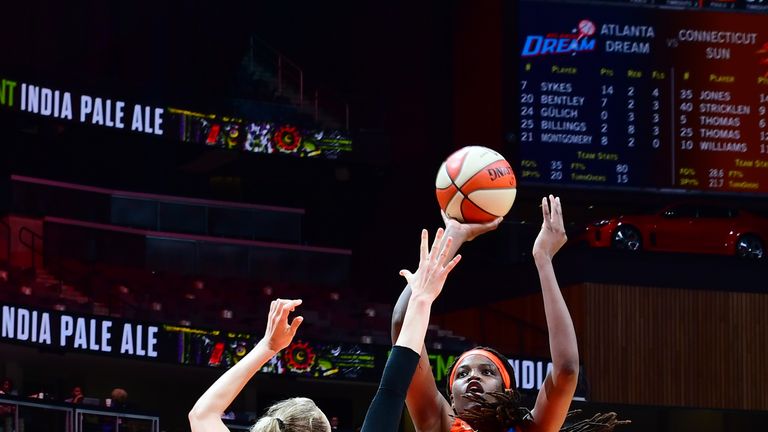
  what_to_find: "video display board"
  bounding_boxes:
[514,0,768,193]
[0,303,587,398]
[0,76,352,159]
[164,324,378,380]
[171,109,351,158]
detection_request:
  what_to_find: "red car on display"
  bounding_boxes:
[579,203,768,259]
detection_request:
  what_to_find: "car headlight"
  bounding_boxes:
[592,219,611,227]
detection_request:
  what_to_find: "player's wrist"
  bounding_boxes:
[533,251,554,265]
[443,224,470,242]
[258,338,281,354]
[408,293,436,308]
[452,230,471,244]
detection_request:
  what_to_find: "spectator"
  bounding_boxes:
[114,285,138,318]
[110,388,128,409]
[0,378,16,432]
[65,386,85,404]
[330,416,353,432]
[184,278,213,304]
[0,378,16,396]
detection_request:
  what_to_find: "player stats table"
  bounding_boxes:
[514,1,768,193]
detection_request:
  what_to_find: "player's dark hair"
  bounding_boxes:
[445,346,531,430]
[446,346,628,431]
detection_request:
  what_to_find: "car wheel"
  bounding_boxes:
[735,235,764,260]
[612,225,642,251]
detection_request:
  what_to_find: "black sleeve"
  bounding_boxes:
[359,345,421,432]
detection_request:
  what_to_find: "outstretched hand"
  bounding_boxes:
[532,195,567,261]
[263,299,304,352]
[441,210,502,242]
[399,228,462,303]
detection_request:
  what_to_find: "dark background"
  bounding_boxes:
[2,0,765,308]
[1,2,768,430]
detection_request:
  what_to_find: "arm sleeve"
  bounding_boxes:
[360,345,421,432]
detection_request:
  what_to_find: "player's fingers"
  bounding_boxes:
[399,269,415,284]
[439,237,454,267]
[287,299,302,312]
[541,197,551,225]
[276,300,291,323]
[419,229,428,264]
[266,300,278,331]
[288,316,304,334]
[549,196,564,229]
[549,195,557,220]
[430,228,444,262]
[441,254,462,275]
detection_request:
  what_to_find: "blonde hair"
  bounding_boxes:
[251,398,329,432]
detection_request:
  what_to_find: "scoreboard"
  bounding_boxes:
[513,0,768,194]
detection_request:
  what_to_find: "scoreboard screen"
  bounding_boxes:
[513,0,768,194]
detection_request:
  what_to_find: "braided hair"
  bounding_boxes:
[446,346,533,431]
[446,347,628,432]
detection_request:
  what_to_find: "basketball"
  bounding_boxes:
[435,146,517,223]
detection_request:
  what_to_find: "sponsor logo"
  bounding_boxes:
[522,19,597,57]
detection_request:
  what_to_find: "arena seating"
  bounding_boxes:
[0,175,471,349]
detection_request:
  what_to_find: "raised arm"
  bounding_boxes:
[188,299,304,432]
[391,211,502,342]
[396,229,460,352]
[360,228,461,432]
[390,216,501,432]
[530,196,580,432]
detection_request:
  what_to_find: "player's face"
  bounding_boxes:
[450,354,505,416]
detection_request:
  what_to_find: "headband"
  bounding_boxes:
[448,349,512,390]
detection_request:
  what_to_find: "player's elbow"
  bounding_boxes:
[554,361,580,384]
[188,408,199,422]
[188,405,208,424]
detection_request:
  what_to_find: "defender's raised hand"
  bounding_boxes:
[399,228,461,304]
[263,299,304,352]
[190,298,307,432]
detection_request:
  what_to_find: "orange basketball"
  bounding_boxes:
[435,146,517,223]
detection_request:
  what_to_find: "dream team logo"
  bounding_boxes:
[521,19,598,57]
